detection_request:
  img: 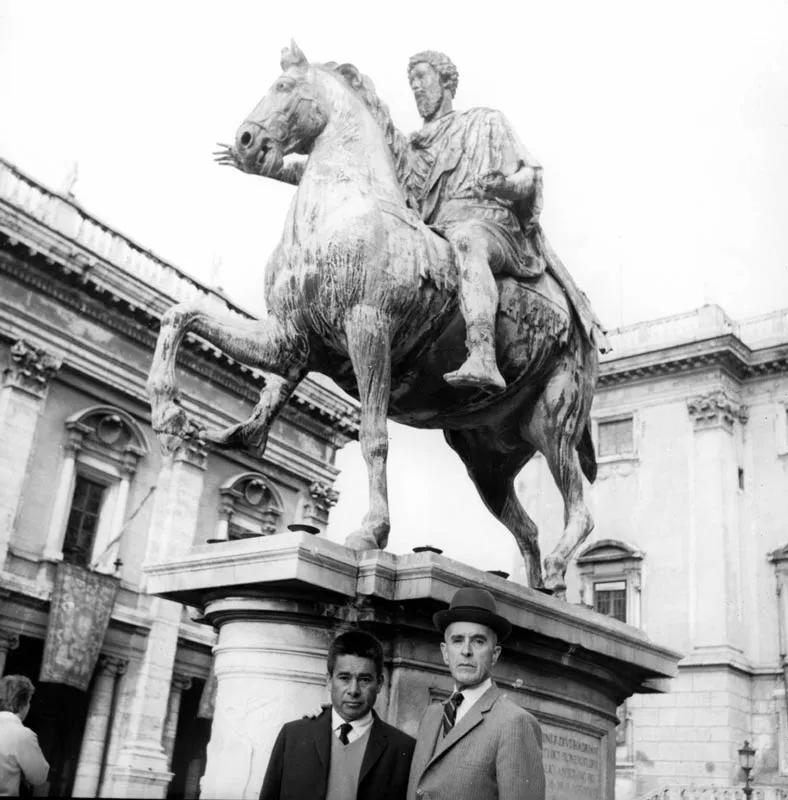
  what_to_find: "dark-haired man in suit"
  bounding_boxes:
[260,629,415,800]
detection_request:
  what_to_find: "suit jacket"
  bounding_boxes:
[259,707,415,800]
[407,685,545,800]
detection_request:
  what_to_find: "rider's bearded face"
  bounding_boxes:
[409,62,446,122]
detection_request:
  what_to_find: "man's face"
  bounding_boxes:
[409,61,446,121]
[327,654,383,722]
[440,621,501,691]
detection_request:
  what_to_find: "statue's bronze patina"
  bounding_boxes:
[148,42,608,594]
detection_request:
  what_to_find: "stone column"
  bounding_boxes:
[42,422,89,562]
[199,596,331,800]
[71,656,127,798]
[0,631,19,676]
[0,340,61,565]
[162,673,193,769]
[106,442,207,799]
[686,390,748,651]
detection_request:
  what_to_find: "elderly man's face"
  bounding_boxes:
[440,621,501,691]
[409,61,446,121]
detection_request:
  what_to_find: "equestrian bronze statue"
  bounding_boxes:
[147,42,609,594]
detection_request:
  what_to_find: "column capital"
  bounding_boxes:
[3,340,62,397]
[171,672,193,693]
[687,390,749,432]
[172,439,209,471]
[97,654,128,677]
[0,631,19,655]
[309,481,340,509]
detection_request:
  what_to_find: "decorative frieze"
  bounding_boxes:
[3,339,61,396]
[687,390,749,432]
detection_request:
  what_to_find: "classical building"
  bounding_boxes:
[0,158,359,797]
[514,303,788,799]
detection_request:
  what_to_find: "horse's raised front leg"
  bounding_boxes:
[147,302,307,455]
[343,306,392,551]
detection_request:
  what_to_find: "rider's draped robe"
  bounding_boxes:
[393,107,609,352]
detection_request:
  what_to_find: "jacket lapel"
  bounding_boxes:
[314,708,332,775]
[426,685,500,768]
[358,713,387,785]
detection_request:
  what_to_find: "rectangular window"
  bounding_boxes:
[63,475,107,567]
[598,417,634,458]
[594,580,627,622]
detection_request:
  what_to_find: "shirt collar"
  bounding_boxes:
[453,677,493,707]
[331,707,374,735]
[0,711,21,724]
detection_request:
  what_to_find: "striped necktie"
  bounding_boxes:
[442,692,464,735]
[338,722,353,745]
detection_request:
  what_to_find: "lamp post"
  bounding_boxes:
[738,740,756,799]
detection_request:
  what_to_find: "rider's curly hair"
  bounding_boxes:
[407,51,459,98]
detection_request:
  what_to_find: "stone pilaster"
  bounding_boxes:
[0,631,19,676]
[686,390,748,651]
[106,442,207,798]
[0,340,61,565]
[162,673,193,769]
[71,656,127,798]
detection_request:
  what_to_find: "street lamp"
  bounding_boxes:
[738,740,756,799]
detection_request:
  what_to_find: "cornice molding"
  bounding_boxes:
[599,334,788,389]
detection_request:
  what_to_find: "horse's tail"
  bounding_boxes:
[577,422,597,483]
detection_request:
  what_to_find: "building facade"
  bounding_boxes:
[0,158,359,798]
[513,303,788,799]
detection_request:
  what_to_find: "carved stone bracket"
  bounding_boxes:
[0,631,20,655]
[309,481,340,510]
[3,339,62,396]
[687,390,749,432]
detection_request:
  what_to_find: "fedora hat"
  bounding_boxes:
[433,587,512,642]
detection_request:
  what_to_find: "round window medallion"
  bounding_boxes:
[97,414,124,445]
[244,480,267,506]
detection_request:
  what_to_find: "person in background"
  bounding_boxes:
[0,675,49,797]
[260,629,415,800]
[407,587,545,800]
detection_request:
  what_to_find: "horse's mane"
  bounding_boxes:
[320,61,410,169]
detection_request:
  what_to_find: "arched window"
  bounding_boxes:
[576,539,644,627]
[43,406,148,574]
[209,473,284,543]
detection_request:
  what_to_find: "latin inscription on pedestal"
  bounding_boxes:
[542,724,604,800]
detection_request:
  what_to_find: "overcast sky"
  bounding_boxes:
[2,0,787,573]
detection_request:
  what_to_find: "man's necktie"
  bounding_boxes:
[338,722,353,745]
[441,692,464,735]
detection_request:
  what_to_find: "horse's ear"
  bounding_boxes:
[281,39,308,71]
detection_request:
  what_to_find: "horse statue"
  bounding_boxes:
[147,42,601,595]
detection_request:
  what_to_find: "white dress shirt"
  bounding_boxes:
[331,707,374,744]
[453,677,493,725]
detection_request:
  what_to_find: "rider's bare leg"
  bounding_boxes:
[443,224,506,393]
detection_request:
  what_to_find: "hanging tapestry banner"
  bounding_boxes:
[39,562,120,691]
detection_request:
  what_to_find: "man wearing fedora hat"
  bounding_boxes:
[407,587,545,800]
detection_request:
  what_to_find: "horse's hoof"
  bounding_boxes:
[344,530,383,551]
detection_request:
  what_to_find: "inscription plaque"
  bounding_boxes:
[542,724,604,800]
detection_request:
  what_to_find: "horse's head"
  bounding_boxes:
[234,40,328,175]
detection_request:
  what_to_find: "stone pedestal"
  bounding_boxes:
[146,532,681,800]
